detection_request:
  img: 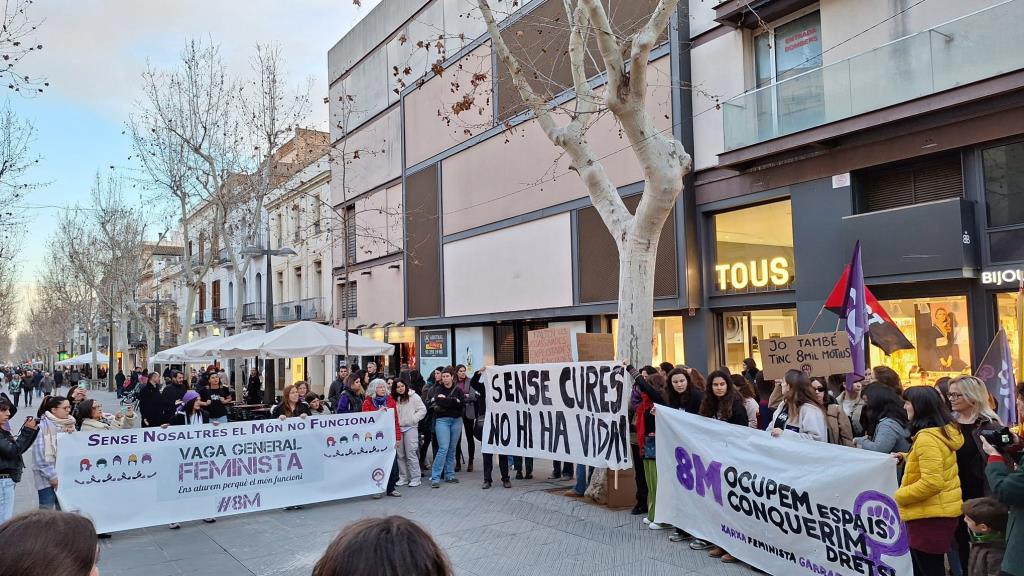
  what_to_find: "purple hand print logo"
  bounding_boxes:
[853,490,908,572]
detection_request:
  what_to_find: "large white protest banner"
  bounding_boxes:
[56,412,396,533]
[655,409,911,576]
[481,361,631,469]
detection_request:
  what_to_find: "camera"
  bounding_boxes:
[980,427,1015,450]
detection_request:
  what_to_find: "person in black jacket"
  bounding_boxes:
[137,372,164,427]
[630,366,703,540]
[160,370,188,424]
[327,366,350,414]
[690,370,747,560]
[427,367,465,488]
[114,370,126,398]
[471,369,511,490]
[0,395,39,523]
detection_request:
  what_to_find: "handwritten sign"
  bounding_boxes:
[527,327,573,363]
[576,333,615,361]
[760,331,853,379]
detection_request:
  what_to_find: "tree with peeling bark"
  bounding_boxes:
[476,0,691,366]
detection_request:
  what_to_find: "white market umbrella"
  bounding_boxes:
[151,335,223,364]
[256,321,393,359]
[56,352,109,366]
[204,330,269,359]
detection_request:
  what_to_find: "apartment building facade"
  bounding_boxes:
[329,0,1024,383]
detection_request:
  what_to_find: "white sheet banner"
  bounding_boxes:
[481,361,631,469]
[56,412,396,533]
[655,409,911,576]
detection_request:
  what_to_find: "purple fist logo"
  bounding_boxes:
[854,490,908,571]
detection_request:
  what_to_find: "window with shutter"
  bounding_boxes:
[859,153,963,213]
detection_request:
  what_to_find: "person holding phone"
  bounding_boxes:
[0,395,39,523]
[32,396,75,510]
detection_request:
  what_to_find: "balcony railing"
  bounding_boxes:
[193,309,213,324]
[722,0,1024,151]
[215,307,236,324]
[242,302,266,323]
[274,297,325,323]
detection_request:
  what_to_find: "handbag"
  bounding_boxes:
[643,435,656,459]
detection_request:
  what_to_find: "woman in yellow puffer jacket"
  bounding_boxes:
[894,386,964,576]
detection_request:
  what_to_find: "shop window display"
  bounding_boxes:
[611,316,684,366]
[868,296,971,387]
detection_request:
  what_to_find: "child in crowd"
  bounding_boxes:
[962,497,1008,576]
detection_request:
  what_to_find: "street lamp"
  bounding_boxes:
[241,242,296,403]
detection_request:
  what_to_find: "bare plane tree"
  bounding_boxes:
[476,0,690,365]
[1,0,46,94]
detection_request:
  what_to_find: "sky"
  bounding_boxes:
[7,0,382,309]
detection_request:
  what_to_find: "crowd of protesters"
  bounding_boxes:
[623,358,1024,576]
[3,358,1024,576]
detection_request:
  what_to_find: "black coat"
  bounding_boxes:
[137,383,164,427]
[160,383,188,423]
[0,425,38,482]
[427,383,465,419]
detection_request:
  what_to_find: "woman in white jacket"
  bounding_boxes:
[768,370,827,442]
[74,399,135,432]
[392,379,427,487]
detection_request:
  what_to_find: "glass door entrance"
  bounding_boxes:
[721,309,798,374]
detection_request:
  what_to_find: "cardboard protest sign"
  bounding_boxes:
[760,331,853,379]
[57,412,396,533]
[576,333,615,361]
[527,327,573,363]
[655,408,910,576]
[481,361,631,469]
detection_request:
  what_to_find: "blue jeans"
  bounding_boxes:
[210,416,229,425]
[37,486,60,510]
[573,464,593,495]
[431,417,462,482]
[0,478,15,523]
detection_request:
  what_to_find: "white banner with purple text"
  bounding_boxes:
[56,412,396,532]
[655,408,912,576]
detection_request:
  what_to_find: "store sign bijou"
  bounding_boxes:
[715,257,791,291]
[981,267,1024,287]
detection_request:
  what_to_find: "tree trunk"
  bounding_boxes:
[233,275,246,398]
[616,232,659,367]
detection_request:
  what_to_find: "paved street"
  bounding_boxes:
[12,389,755,576]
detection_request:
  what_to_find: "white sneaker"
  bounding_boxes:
[396,479,408,487]
[648,522,668,530]
[408,480,421,487]
[642,517,650,524]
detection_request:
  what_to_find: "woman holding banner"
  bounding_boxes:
[631,366,703,541]
[895,386,964,576]
[767,370,827,443]
[811,377,855,447]
[75,399,134,432]
[32,396,75,510]
[364,379,403,499]
[854,383,910,458]
[272,385,312,420]
[427,368,465,489]
[690,370,749,562]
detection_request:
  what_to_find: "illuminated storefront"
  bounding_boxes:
[611,316,685,367]
[712,200,795,295]
[722,309,798,374]
[868,296,972,387]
